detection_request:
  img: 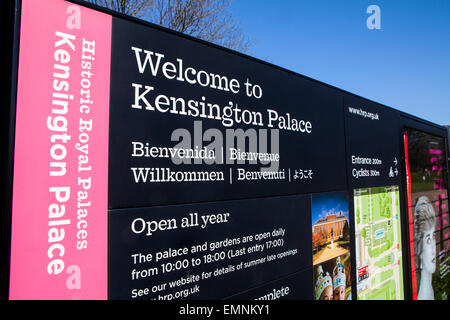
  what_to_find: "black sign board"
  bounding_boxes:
[2,0,449,302]
[344,94,402,189]
[108,17,347,209]
[108,195,311,299]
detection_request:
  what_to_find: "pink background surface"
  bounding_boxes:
[10,0,111,299]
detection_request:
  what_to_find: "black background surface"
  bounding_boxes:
[108,195,311,300]
[108,17,347,209]
[223,269,313,300]
[344,94,402,189]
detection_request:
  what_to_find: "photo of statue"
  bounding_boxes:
[414,196,437,300]
[405,128,450,300]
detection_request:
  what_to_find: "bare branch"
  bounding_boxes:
[83,0,250,52]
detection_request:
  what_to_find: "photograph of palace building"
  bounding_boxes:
[312,210,348,248]
[311,192,352,300]
[311,192,351,265]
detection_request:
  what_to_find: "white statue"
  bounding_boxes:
[414,196,437,300]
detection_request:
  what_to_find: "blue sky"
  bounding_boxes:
[231,0,450,127]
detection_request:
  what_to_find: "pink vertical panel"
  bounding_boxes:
[10,0,111,299]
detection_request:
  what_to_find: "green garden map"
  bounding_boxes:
[354,185,404,300]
